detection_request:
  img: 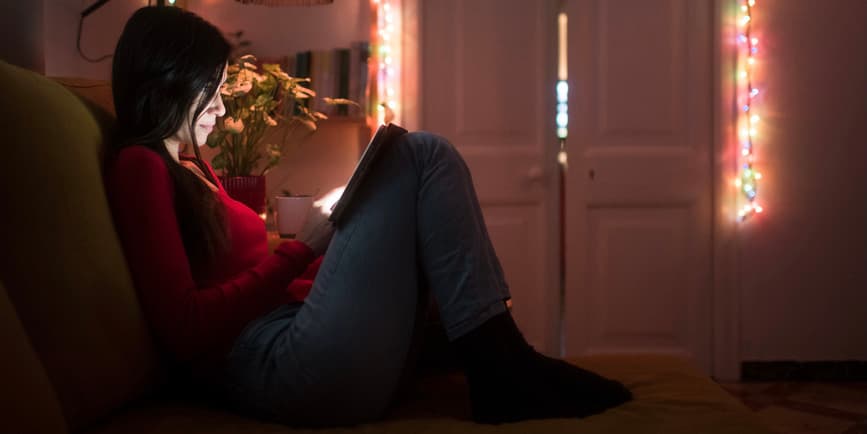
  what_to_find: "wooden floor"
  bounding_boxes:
[718,381,867,434]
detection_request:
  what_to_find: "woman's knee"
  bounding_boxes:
[400,131,462,167]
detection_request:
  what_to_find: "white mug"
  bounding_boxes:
[275,195,313,238]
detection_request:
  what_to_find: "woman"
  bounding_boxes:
[106,6,631,427]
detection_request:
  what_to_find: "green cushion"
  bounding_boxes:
[0,60,161,431]
[0,280,69,434]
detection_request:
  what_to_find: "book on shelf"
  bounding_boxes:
[287,43,371,121]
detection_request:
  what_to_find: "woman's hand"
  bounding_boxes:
[296,203,335,257]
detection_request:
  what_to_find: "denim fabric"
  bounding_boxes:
[220,132,511,426]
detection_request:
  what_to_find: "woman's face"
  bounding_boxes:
[171,64,228,147]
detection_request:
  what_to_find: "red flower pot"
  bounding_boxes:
[220,175,267,214]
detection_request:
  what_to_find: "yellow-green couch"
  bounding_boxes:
[0,60,773,434]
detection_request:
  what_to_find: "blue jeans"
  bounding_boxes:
[219,132,511,426]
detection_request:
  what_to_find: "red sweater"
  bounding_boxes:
[106,146,323,364]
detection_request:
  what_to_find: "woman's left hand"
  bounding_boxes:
[296,204,335,257]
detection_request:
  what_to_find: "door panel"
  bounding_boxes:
[422,0,560,353]
[564,0,713,372]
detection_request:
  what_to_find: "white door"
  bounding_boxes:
[421,0,561,354]
[563,0,714,372]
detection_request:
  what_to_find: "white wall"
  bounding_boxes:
[43,0,368,80]
[190,0,369,59]
[44,0,145,79]
[738,0,867,361]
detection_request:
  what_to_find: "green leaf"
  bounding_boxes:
[211,152,227,170]
[323,97,359,107]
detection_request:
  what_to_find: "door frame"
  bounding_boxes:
[711,0,741,382]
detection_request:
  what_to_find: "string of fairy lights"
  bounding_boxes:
[371,0,401,126]
[736,0,763,221]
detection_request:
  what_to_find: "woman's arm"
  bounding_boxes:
[108,147,315,362]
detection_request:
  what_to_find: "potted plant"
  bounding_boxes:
[206,54,353,214]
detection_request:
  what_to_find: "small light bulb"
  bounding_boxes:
[755,172,763,180]
[740,70,748,79]
[750,88,760,97]
[755,205,763,213]
[751,37,759,46]
[750,128,757,137]
[742,149,750,156]
[748,0,756,6]
[751,115,760,123]
[735,179,742,187]
[741,5,748,12]
[748,57,755,65]
[742,15,751,25]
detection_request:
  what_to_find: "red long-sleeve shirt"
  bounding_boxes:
[106,145,322,364]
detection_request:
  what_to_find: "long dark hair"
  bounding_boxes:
[110,6,231,280]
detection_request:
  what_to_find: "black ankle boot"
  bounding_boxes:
[453,312,633,424]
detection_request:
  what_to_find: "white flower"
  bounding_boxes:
[234,81,252,95]
[223,116,245,133]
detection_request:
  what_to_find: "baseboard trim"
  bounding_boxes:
[742,361,867,381]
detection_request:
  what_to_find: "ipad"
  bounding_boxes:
[328,123,408,225]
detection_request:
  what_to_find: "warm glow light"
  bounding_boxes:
[314,186,346,212]
[736,0,764,222]
[556,13,569,140]
[372,0,402,125]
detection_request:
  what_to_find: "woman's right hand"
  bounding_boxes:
[296,203,335,257]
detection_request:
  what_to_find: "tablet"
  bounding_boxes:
[328,123,408,225]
